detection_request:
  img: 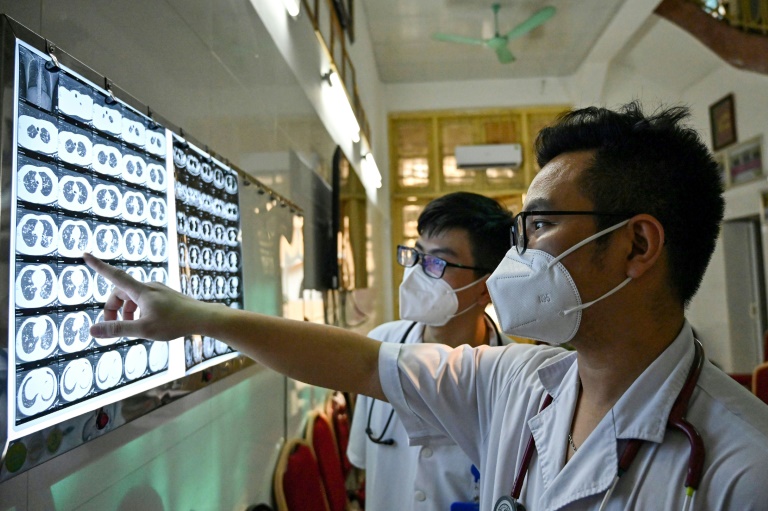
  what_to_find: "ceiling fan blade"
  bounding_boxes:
[505,6,556,40]
[495,45,515,64]
[432,33,488,46]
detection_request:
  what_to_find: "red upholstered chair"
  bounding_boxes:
[729,373,752,390]
[752,361,768,405]
[326,392,353,476]
[306,411,349,511]
[274,438,330,511]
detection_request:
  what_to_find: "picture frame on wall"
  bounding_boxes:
[331,0,354,43]
[709,93,737,151]
[728,136,764,186]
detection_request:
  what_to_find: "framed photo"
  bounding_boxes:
[347,0,355,43]
[728,136,763,186]
[709,93,737,151]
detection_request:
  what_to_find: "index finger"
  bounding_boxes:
[82,252,144,300]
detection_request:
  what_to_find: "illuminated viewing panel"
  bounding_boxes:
[172,137,243,372]
[2,26,269,481]
[9,41,175,435]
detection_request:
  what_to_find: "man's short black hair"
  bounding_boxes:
[418,192,514,276]
[535,101,725,306]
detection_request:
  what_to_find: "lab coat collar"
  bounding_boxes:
[536,349,578,399]
[533,321,696,443]
[524,321,696,509]
[611,320,695,443]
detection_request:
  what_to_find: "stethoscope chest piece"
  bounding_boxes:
[494,496,526,511]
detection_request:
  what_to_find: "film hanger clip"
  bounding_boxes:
[45,41,60,71]
[104,77,117,104]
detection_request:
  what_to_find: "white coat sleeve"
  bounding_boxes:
[346,394,369,469]
[379,341,559,464]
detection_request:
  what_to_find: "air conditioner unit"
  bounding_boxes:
[455,143,523,170]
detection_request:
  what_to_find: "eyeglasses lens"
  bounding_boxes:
[397,246,417,267]
[515,214,526,254]
[421,254,445,279]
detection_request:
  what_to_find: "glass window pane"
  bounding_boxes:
[402,204,424,239]
[399,157,430,188]
[397,122,430,155]
[484,120,518,144]
[527,112,567,174]
[395,121,431,189]
[441,121,476,187]
[443,155,474,186]
[485,167,526,188]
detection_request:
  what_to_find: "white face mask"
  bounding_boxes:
[486,219,632,345]
[399,265,487,327]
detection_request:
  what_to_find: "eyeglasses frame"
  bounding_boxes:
[511,210,635,254]
[396,244,492,279]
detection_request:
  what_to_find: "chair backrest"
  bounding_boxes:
[753,361,768,405]
[325,391,353,476]
[306,411,348,511]
[273,438,331,511]
[764,330,768,362]
[728,372,752,390]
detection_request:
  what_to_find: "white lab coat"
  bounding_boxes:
[380,320,768,510]
[348,319,508,511]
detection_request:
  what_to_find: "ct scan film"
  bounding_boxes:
[2,24,264,481]
[10,41,174,434]
[172,136,243,372]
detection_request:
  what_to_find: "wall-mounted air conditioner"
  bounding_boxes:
[455,143,523,169]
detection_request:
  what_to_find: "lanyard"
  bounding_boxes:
[504,339,705,510]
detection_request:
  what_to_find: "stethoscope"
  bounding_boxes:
[496,339,705,511]
[366,314,503,445]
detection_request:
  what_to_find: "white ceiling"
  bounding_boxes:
[359,0,630,83]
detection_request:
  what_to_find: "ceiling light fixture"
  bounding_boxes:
[280,0,300,17]
[322,69,361,144]
[360,137,382,189]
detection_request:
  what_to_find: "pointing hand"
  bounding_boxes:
[83,253,212,341]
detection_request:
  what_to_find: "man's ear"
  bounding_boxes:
[478,276,493,307]
[625,214,665,279]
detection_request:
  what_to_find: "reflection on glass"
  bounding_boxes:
[402,204,424,240]
[398,157,429,188]
[442,155,473,186]
[486,167,519,186]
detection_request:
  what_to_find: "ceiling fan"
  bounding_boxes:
[432,4,556,64]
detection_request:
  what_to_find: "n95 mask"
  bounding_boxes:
[399,265,486,327]
[486,220,632,345]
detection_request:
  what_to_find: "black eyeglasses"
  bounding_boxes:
[397,245,492,279]
[511,210,635,255]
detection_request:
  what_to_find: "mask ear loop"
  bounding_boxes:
[440,274,489,319]
[563,277,632,316]
[542,218,633,316]
[547,219,631,270]
[445,273,489,295]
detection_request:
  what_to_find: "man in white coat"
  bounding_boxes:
[85,102,768,510]
[347,192,514,511]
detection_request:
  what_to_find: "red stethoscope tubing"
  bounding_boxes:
[510,339,706,502]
